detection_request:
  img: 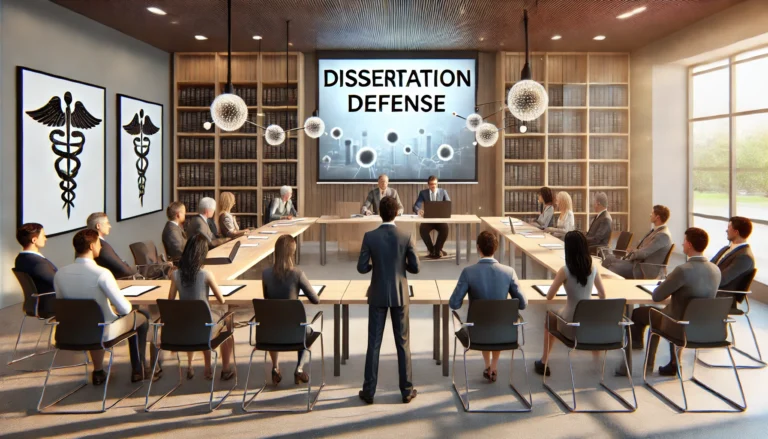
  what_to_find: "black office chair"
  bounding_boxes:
[263,198,273,226]
[451,299,532,412]
[242,299,324,413]
[129,241,171,280]
[543,298,638,412]
[145,299,237,412]
[643,298,746,412]
[8,269,56,372]
[37,300,144,414]
[637,244,676,280]
[614,231,634,253]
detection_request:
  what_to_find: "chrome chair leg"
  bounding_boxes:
[598,348,638,411]
[144,350,183,412]
[241,349,269,412]
[8,317,60,372]
[690,349,747,412]
[698,313,765,369]
[208,345,237,412]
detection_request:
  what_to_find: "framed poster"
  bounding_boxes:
[17,67,106,237]
[117,94,164,221]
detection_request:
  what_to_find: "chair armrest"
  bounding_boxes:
[619,316,634,326]
[547,309,579,327]
[247,316,259,346]
[32,292,56,297]
[718,289,752,295]
[301,311,324,333]
[206,311,236,327]
[649,307,689,326]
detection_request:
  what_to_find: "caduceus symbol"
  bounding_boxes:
[122,109,160,206]
[26,92,102,218]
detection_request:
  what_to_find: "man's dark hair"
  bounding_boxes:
[379,196,399,222]
[730,216,753,239]
[685,227,709,253]
[476,231,498,257]
[428,175,438,184]
[166,201,185,220]
[17,223,43,247]
[653,205,670,223]
[73,229,100,255]
[540,187,554,204]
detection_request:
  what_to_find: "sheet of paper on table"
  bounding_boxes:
[121,285,160,297]
[248,235,270,240]
[209,285,245,297]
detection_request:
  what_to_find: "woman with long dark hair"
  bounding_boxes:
[168,234,235,380]
[530,186,555,229]
[262,234,319,386]
[534,231,606,375]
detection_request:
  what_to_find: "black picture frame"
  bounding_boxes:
[16,66,107,238]
[116,93,165,222]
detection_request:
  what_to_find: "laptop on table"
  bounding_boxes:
[204,241,241,265]
[424,201,451,219]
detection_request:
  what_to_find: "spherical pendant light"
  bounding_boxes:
[265,124,286,146]
[507,80,548,122]
[304,116,325,139]
[475,122,499,147]
[465,113,483,131]
[210,93,248,131]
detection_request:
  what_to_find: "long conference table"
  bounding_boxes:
[317,214,482,265]
[119,278,665,378]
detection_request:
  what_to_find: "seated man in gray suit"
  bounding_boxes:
[712,216,757,307]
[162,201,187,264]
[413,175,451,259]
[603,205,673,279]
[585,192,613,255]
[449,231,526,382]
[185,197,232,249]
[87,212,137,280]
[362,174,403,216]
[357,196,419,405]
[617,227,720,377]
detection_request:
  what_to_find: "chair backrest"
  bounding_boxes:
[615,231,633,252]
[130,241,160,265]
[252,299,307,345]
[54,299,106,348]
[571,298,627,345]
[733,268,757,292]
[682,298,732,344]
[662,244,675,265]
[156,299,213,347]
[466,299,520,345]
[263,198,272,225]
[12,268,39,316]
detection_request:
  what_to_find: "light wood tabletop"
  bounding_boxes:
[341,280,442,305]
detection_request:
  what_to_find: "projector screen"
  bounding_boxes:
[318,56,477,183]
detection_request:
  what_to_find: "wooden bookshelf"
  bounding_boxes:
[498,52,630,232]
[174,52,304,228]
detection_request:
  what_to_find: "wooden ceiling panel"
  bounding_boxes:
[51,0,745,53]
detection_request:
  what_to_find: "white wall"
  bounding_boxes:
[0,0,171,308]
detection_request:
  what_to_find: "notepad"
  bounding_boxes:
[259,230,278,234]
[299,285,326,297]
[533,284,599,297]
[241,243,260,247]
[637,284,660,295]
[351,214,364,218]
[120,285,160,297]
[210,285,245,297]
[501,219,524,226]
[248,235,270,240]
[521,233,545,239]
[539,243,564,249]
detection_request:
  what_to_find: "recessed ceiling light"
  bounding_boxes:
[593,35,606,41]
[479,37,485,41]
[551,35,562,40]
[171,20,179,25]
[195,35,208,40]
[617,5,647,19]
[288,42,293,46]
[147,7,166,15]
[253,35,262,40]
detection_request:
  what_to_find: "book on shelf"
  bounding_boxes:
[179,86,214,107]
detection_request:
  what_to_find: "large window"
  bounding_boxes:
[689,47,768,283]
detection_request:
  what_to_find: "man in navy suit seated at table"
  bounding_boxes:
[449,231,527,382]
[14,223,57,316]
[87,212,138,280]
[413,175,451,259]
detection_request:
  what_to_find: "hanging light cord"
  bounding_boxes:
[226,0,232,92]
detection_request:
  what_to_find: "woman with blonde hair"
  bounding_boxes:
[217,192,247,238]
[545,191,576,239]
[262,234,319,385]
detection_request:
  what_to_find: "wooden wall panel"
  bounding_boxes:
[301,52,500,242]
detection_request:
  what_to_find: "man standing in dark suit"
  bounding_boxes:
[413,175,451,259]
[357,196,420,404]
[711,216,757,306]
[162,201,187,264]
[87,212,137,280]
[14,223,57,316]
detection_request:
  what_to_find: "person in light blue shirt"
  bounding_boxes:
[449,231,526,382]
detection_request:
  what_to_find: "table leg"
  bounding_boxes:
[342,304,349,362]
[510,242,516,269]
[625,304,633,374]
[442,304,449,377]
[433,305,440,364]
[320,224,327,266]
[498,233,505,262]
[455,224,461,265]
[334,303,340,376]
[521,253,527,279]
[466,224,471,263]
[296,234,301,265]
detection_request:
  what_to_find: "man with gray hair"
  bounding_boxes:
[362,174,404,216]
[268,185,298,223]
[586,192,613,255]
[185,197,232,248]
[87,212,137,279]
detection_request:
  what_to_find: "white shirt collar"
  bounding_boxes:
[99,237,105,241]
[479,257,497,262]
[381,221,396,226]
[729,242,748,250]
[170,220,179,227]
[596,209,607,216]
[20,250,44,258]
[75,257,96,264]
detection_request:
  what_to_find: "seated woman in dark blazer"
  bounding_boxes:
[262,234,319,385]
